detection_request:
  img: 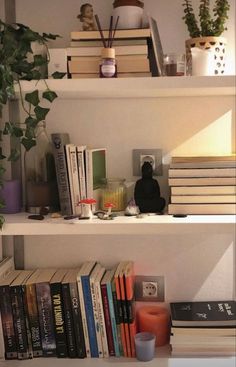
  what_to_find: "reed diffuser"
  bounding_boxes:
[95,15,119,78]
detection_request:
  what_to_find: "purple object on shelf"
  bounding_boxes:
[0,179,21,214]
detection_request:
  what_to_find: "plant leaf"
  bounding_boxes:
[34,54,47,67]
[52,71,66,79]
[25,90,40,106]
[25,116,39,128]
[7,148,20,161]
[21,137,36,151]
[25,126,36,139]
[12,126,24,138]
[34,106,50,121]
[42,90,58,102]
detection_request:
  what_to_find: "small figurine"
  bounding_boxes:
[79,198,97,219]
[134,162,166,213]
[77,3,97,31]
[125,198,140,216]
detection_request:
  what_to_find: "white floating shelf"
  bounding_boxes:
[14,75,236,99]
[1,213,234,236]
[0,355,235,367]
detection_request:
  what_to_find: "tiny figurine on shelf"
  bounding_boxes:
[79,198,97,219]
[125,198,140,216]
[77,3,97,31]
[134,162,166,214]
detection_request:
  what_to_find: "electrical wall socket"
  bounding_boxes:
[135,276,165,302]
[133,149,163,176]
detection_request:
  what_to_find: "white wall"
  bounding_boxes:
[15,0,235,74]
[12,0,236,302]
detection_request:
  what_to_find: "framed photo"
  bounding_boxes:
[148,16,164,76]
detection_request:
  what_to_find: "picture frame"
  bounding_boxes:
[148,16,164,76]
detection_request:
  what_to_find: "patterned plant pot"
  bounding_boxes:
[185,36,227,76]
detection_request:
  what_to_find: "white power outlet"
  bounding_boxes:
[135,276,165,302]
[140,154,156,171]
[142,281,158,297]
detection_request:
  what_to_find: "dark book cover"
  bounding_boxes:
[24,281,42,357]
[111,277,123,356]
[61,283,77,358]
[101,284,115,356]
[51,133,72,215]
[170,301,236,327]
[0,284,18,359]
[50,282,68,358]
[10,284,30,359]
[69,280,86,358]
[36,282,56,357]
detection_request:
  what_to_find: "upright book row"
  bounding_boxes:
[0,261,136,360]
[51,133,106,216]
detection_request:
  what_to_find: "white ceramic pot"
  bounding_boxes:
[112,6,143,29]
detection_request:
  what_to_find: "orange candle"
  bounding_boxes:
[137,306,170,346]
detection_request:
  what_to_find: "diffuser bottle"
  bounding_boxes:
[100,48,117,78]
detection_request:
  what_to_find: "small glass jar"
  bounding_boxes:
[101,178,127,211]
[164,53,185,76]
[99,48,117,78]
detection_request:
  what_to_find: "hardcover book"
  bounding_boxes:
[50,269,68,358]
[0,257,15,359]
[94,267,109,358]
[101,271,115,357]
[35,269,57,357]
[111,273,123,356]
[124,261,136,358]
[66,269,86,358]
[78,261,98,358]
[10,270,33,360]
[51,133,72,215]
[0,270,21,359]
[106,269,120,357]
[119,262,131,357]
[170,301,236,327]
[61,273,77,358]
[71,28,151,41]
[89,264,104,357]
[23,269,42,358]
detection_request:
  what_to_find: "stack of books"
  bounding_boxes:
[168,156,236,215]
[68,28,153,78]
[0,260,136,360]
[51,133,106,216]
[170,301,236,356]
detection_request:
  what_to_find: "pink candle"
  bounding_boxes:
[137,306,170,346]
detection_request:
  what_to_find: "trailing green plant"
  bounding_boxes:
[0,21,66,227]
[182,0,230,38]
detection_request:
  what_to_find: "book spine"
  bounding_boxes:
[51,133,72,215]
[111,278,123,356]
[119,274,131,357]
[24,284,42,357]
[81,276,99,357]
[114,275,127,357]
[90,278,103,357]
[0,285,17,359]
[21,285,33,359]
[61,283,77,358]
[65,144,76,214]
[76,148,87,199]
[10,285,29,359]
[124,272,136,358]
[77,276,91,357]
[36,283,56,357]
[106,282,120,357]
[85,150,92,199]
[69,282,86,358]
[101,284,115,356]
[69,146,81,214]
[50,282,68,358]
[94,280,109,358]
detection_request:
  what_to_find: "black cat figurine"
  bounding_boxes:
[134,161,166,213]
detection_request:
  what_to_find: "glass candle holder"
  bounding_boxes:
[100,48,117,78]
[164,53,185,76]
[101,178,127,211]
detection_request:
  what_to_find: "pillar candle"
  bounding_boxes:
[137,306,170,346]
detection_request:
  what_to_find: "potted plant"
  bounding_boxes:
[112,0,144,29]
[0,21,65,226]
[183,0,230,75]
